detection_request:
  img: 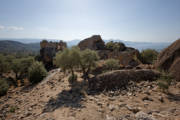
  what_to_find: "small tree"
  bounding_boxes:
[12,57,34,85]
[28,61,47,84]
[12,59,21,80]
[79,49,99,80]
[0,54,9,76]
[105,58,119,71]
[140,49,158,64]
[54,47,81,84]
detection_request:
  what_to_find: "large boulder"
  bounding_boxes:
[156,39,180,81]
[169,58,180,81]
[78,35,105,50]
[89,69,160,91]
[40,40,67,70]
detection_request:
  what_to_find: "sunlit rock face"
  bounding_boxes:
[40,40,67,70]
[156,39,180,81]
[78,35,106,50]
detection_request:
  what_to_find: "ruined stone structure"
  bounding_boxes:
[40,40,67,70]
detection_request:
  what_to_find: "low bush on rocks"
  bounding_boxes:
[105,59,119,71]
[140,49,158,64]
[157,72,173,92]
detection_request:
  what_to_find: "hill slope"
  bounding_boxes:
[0,40,40,54]
[0,69,179,120]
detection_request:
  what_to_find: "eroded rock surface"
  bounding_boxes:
[156,39,180,81]
[89,69,160,91]
[40,40,67,70]
[78,35,105,50]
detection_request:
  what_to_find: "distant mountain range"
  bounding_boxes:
[0,38,171,54]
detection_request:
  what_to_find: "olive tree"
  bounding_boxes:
[55,47,99,82]
[54,47,81,84]
[79,49,99,80]
[0,54,10,76]
[12,57,34,85]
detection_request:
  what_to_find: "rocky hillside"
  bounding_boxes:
[0,68,180,120]
[0,37,179,120]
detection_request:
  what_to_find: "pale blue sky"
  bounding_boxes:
[0,0,180,42]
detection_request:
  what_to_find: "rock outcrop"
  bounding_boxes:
[78,35,105,50]
[78,35,141,67]
[156,39,180,81]
[89,69,160,91]
[40,40,67,70]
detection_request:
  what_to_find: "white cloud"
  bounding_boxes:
[0,25,24,31]
[7,26,24,31]
[0,25,5,30]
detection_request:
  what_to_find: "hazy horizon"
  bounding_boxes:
[0,0,180,42]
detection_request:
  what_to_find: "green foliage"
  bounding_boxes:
[12,57,34,80]
[54,47,80,74]
[140,49,158,64]
[9,106,17,113]
[28,61,47,84]
[105,58,119,71]
[0,54,10,76]
[68,74,77,86]
[79,49,99,79]
[54,47,99,81]
[106,41,125,51]
[157,73,173,92]
[0,78,9,96]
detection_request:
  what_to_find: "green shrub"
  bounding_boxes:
[9,106,17,113]
[140,49,158,64]
[0,78,9,96]
[106,41,126,51]
[157,73,173,92]
[105,58,119,71]
[28,61,47,84]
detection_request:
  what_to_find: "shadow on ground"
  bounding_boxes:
[43,82,86,112]
[167,93,180,102]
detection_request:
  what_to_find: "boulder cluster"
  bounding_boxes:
[39,35,180,82]
[78,35,141,67]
